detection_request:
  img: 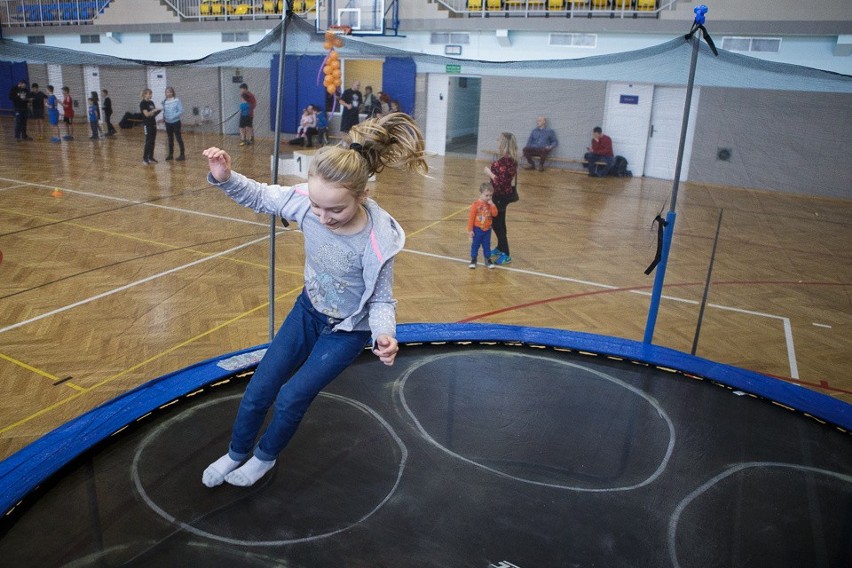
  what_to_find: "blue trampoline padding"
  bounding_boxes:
[1,323,849,516]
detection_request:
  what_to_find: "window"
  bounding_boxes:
[549,33,596,48]
[150,33,174,43]
[721,37,781,54]
[27,36,46,44]
[431,32,470,45]
[81,34,100,44]
[222,32,250,42]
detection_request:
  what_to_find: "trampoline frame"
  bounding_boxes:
[1,322,849,518]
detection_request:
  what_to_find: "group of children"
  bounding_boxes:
[289,104,330,148]
[38,85,116,142]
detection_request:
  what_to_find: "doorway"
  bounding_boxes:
[445,76,481,155]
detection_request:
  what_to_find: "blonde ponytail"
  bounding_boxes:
[309,112,429,197]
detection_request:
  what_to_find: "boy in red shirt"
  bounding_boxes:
[60,86,75,140]
[467,182,499,269]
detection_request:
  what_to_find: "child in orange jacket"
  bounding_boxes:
[467,181,498,269]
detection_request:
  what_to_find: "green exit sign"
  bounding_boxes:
[446,64,461,74]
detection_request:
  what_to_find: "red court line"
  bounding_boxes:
[458,279,852,396]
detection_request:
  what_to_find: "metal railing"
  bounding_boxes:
[0,0,674,28]
[0,0,317,27]
[162,0,316,21]
[0,0,110,27]
[437,0,675,18]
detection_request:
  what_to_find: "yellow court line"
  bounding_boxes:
[0,206,302,276]
[405,207,468,239]
[0,286,303,436]
[0,353,84,391]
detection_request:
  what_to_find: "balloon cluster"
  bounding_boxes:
[321,30,345,95]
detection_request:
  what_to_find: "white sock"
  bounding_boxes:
[202,454,243,488]
[224,456,276,487]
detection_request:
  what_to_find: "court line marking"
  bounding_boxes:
[0,236,269,335]
[0,285,304,436]
[0,177,277,229]
[0,353,84,391]
[403,249,801,378]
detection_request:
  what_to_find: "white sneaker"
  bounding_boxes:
[468,262,476,269]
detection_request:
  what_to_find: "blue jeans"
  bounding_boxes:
[585,152,614,177]
[470,226,493,262]
[228,289,371,462]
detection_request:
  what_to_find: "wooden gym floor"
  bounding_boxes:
[1,120,850,462]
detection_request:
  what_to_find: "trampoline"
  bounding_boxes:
[0,324,850,567]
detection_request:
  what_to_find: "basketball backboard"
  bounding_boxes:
[315,0,385,35]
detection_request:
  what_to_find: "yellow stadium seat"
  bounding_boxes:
[636,0,655,9]
[486,0,502,10]
[591,0,608,7]
[613,0,630,6]
[210,2,223,15]
[467,0,483,9]
[548,0,565,9]
[303,0,316,12]
[199,2,211,16]
[234,3,251,15]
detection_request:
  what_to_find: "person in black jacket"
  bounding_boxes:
[9,80,32,141]
[101,89,117,135]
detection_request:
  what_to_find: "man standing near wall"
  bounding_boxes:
[9,80,32,142]
[522,116,558,171]
[239,83,256,145]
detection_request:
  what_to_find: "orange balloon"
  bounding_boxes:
[332,69,341,78]
[333,37,344,48]
[328,51,338,60]
[323,41,332,50]
[326,85,336,94]
[334,78,341,87]
[323,65,332,74]
[331,59,340,69]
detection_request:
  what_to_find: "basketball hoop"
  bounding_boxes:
[329,24,352,35]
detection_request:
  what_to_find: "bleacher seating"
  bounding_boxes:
[15,1,109,25]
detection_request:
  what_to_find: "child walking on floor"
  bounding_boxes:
[467,181,498,269]
[201,112,428,488]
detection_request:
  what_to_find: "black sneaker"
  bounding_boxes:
[148,158,158,163]
[176,155,185,161]
[165,155,173,161]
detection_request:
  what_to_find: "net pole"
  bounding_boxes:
[268,6,293,341]
[642,29,701,345]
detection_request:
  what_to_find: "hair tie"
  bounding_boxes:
[349,142,364,156]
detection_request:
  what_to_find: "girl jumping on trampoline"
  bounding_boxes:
[201,112,428,488]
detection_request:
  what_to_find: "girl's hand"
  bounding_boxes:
[468,230,474,239]
[373,335,399,366]
[202,147,232,183]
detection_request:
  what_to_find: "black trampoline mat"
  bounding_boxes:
[1,344,851,567]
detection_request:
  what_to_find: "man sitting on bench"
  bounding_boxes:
[522,116,558,171]
[584,126,614,177]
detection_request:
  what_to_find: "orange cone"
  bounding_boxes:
[52,188,63,198]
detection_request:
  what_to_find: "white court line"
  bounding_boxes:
[0,177,278,229]
[0,236,268,335]
[403,249,800,379]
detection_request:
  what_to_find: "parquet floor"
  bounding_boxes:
[1,121,850,462]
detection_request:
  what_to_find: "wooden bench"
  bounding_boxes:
[481,150,606,172]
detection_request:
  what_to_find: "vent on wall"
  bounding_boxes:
[431,32,470,45]
[549,33,597,48]
[721,37,781,53]
[717,148,732,161]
